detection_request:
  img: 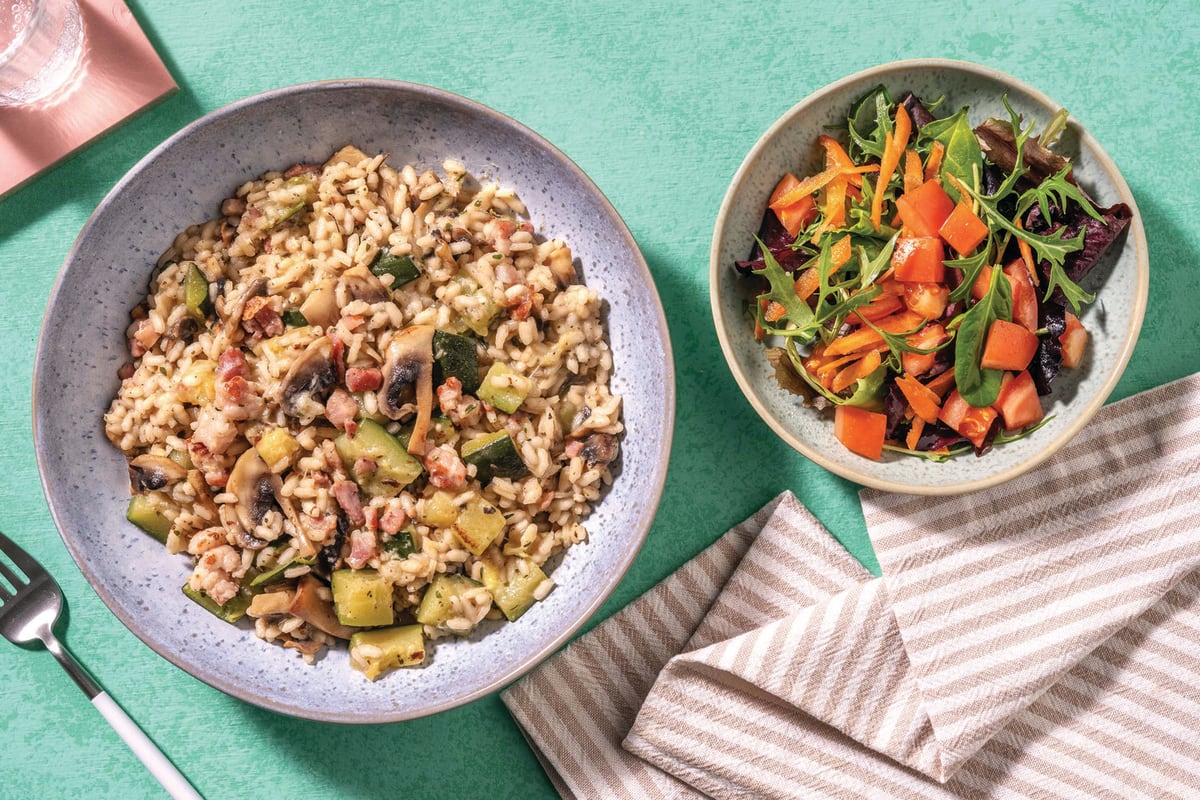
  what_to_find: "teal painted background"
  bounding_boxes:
[2,1,1197,798]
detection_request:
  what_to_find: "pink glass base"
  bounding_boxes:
[0,0,176,199]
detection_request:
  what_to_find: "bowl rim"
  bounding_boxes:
[709,58,1149,496]
[32,78,675,722]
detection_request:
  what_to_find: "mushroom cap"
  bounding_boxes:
[128,454,188,492]
[298,279,339,329]
[377,325,435,420]
[279,337,336,419]
[227,449,284,544]
[339,265,389,305]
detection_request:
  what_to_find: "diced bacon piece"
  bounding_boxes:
[331,479,365,525]
[363,505,379,532]
[345,367,383,392]
[324,388,359,435]
[346,528,377,569]
[242,295,284,338]
[216,348,247,380]
[423,444,467,490]
[379,507,407,535]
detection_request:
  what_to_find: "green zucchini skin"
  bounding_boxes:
[461,430,529,484]
[432,330,480,394]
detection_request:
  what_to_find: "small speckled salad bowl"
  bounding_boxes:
[711,59,1147,495]
[34,80,673,722]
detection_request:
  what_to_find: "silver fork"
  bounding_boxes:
[0,531,203,800]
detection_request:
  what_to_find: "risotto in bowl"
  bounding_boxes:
[35,81,672,721]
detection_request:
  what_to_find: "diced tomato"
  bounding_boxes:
[1060,311,1088,368]
[938,390,998,449]
[895,180,955,237]
[892,237,945,282]
[834,405,887,461]
[994,371,1044,430]
[938,200,989,255]
[971,264,994,301]
[901,322,948,378]
[980,319,1040,371]
[1002,259,1039,332]
[903,282,949,320]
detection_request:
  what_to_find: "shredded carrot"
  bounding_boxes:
[770,163,877,211]
[831,349,882,393]
[895,375,942,424]
[870,104,911,231]
[1014,217,1040,287]
[830,234,853,274]
[875,309,926,334]
[763,301,786,323]
[924,141,945,182]
[903,149,924,193]
[905,416,927,450]
[923,367,957,399]
[793,267,819,301]
[818,135,866,188]
[845,293,903,325]
[754,298,766,341]
[810,346,885,380]
[824,176,849,228]
[823,327,884,357]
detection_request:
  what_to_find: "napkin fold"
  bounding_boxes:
[502,373,1200,799]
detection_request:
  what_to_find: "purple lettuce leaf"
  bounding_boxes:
[1031,306,1066,395]
[1025,199,1133,302]
[735,209,808,275]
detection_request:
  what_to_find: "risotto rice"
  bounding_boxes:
[104,145,622,680]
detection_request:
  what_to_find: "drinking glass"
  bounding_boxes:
[0,0,83,107]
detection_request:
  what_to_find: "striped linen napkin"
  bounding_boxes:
[501,372,1200,799]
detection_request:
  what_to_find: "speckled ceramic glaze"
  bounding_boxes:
[711,60,1147,495]
[33,81,673,722]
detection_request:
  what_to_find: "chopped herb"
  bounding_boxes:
[383,529,417,558]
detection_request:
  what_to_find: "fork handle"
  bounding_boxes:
[92,692,204,800]
[44,635,203,799]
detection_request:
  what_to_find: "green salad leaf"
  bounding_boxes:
[752,238,815,336]
[954,265,1012,407]
[921,107,982,199]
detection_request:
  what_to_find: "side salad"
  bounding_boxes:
[736,86,1132,461]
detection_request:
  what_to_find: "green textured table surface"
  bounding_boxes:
[2,2,1197,798]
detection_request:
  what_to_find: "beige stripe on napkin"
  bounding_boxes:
[503,373,1200,799]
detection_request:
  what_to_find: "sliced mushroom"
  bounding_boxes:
[246,589,295,618]
[129,455,188,492]
[548,244,576,286]
[279,337,336,419]
[339,265,390,305]
[227,450,284,549]
[325,144,370,170]
[298,279,339,329]
[579,433,619,468]
[221,277,268,339]
[377,325,435,454]
[288,575,355,639]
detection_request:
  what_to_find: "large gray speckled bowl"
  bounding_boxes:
[711,60,1147,495]
[33,80,673,722]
